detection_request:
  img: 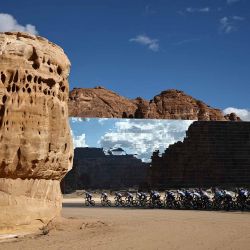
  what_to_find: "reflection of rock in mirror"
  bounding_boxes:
[64,118,250,193]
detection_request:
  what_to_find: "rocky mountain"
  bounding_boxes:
[69,86,239,121]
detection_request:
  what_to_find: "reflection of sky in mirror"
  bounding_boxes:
[70,118,194,162]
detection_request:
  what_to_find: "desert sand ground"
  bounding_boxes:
[1,197,250,250]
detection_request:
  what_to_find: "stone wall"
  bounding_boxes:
[149,121,250,189]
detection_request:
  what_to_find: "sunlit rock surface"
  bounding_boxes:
[69,87,229,121]
[0,32,73,232]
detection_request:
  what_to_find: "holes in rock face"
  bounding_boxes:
[47,60,51,65]
[42,78,56,88]
[31,159,39,170]
[6,85,11,92]
[49,143,52,152]
[49,68,53,73]
[8,72,14,84]
[61,86,65,92]
[22,87,26,93]
[69,155,73,162]
[2,95,7,104]
[13,71,19,83]
[34,76,37,83]
[27,88,31,94]
[27,75,32,82]
[0,106,5,127]
[38,77,42,84]
[38,131,41,135]
[12,84,16,92]
[1,73,6,83]
[16,148,22,170]
[122,112,127,118]
[33,62,40,70]
[28,47,40,70]
[64,143,67,151]
[57,66,62,75]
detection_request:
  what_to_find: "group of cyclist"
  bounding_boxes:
[84,188,250,211]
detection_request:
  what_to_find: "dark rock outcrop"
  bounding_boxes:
[61,147,149,193]
[224,112,241,121]
[69,87,229,120]
[149,121,250,189]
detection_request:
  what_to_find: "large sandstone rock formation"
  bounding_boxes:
[0,32,73,232]
[69,87,237,121]
[149,121,250,189]
[69,86,137,118]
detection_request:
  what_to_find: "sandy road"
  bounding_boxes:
[1,198,250,250]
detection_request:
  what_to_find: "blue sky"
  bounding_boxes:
[0,0,250,111]
[70,118,193,162]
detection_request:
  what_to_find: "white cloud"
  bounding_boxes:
[174,38,200,46]
[219,16,245,34]
[0,13,38,35]
[227,0,240,4]
[98,119,194,162]
[72,133,88,148]
[71,117,90,123]
[186,7,210,13]
[129,34,159,52]
[223,107,250,121]
[70,129,88,148]
[232,16,245,21]
[98,118,109,125]
[219,17,235,34]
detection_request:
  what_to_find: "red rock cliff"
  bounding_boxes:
[69,87,234,121]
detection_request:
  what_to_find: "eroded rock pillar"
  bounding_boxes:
[0,32,73,232]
